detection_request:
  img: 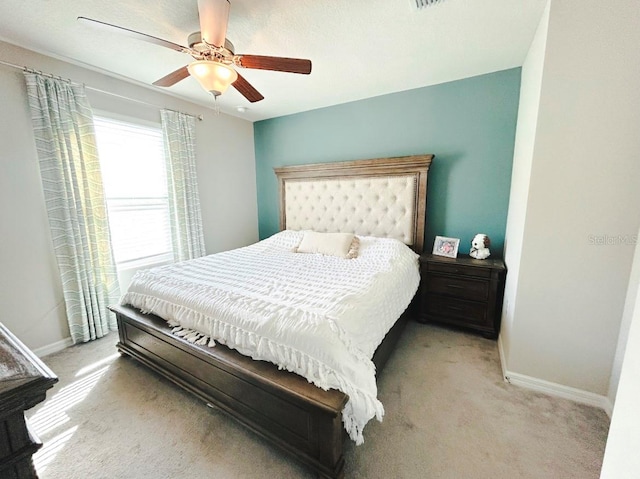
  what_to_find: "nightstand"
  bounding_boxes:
[0,323,57,478]
[418,254,507,338]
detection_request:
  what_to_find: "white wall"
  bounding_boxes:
[502,0,640,398]
[608,231,640,404]
[0,40,258,352]
[501,0,549,365]
[600,225,640,478]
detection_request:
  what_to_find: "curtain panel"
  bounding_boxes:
[160,110,206,261]
[24,73,119,343]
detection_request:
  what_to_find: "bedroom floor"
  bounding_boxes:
[27,321,609,479]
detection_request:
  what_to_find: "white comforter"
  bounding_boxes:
[121,230,420,444]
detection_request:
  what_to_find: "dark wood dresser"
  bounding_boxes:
[418,254,507,338]
[0,323,58,479]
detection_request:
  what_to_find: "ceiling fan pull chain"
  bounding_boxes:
[212,94,220,116]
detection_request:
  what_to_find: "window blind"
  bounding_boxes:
[94,116,173,267]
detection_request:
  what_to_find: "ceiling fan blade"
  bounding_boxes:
[232,73,265,103]
[77,16,187,53]
[153,66,190,87]
[197,0,230,48]
[236,55,312,75]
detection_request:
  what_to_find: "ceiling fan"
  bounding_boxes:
[78,0,312,103]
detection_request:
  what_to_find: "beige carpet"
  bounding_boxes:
[27,321,609,478]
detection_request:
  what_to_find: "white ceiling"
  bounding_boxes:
[0,0,547,122]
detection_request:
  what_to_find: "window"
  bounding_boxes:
[94,116,173,269]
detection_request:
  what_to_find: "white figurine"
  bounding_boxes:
[470,234,491,259]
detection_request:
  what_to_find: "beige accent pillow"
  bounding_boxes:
[295,231,360,259]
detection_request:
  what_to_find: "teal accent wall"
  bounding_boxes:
[254,68,521,257]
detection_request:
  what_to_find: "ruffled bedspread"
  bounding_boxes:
[120,230,420,444]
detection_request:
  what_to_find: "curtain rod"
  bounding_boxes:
[0,58,204,121]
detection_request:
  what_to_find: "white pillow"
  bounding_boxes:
[295,231,359,259]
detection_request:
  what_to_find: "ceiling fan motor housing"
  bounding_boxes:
[188,31,235,57]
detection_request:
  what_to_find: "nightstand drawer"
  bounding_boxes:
[427,262,491,279]
[422,295,488,325]
[425,274,489,301]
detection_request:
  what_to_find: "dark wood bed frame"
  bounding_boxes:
[111,154,433,479]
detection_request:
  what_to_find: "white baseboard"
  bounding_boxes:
[504,370,610,411]
[497,335,610,413]
[33,337,74,358]
[602,396,614,418]
[497,334,508,380]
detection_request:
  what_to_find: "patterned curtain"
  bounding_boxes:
[160,110,206,261]
[24,73,119,343]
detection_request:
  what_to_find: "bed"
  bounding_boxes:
[110,154,433,479]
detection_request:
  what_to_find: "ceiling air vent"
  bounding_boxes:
[413,0,445,9]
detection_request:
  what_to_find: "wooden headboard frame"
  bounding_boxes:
[274,154,434,253]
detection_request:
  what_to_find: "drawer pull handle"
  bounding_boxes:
[447,305,465,311]
[447,284,464,289]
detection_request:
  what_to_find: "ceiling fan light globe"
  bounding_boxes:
[188,60,238,96]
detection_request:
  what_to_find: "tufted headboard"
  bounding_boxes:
[274,154,434,253]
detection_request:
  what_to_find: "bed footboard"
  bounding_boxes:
[111,304,348,479]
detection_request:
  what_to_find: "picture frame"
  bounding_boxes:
[432,236,460,258]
